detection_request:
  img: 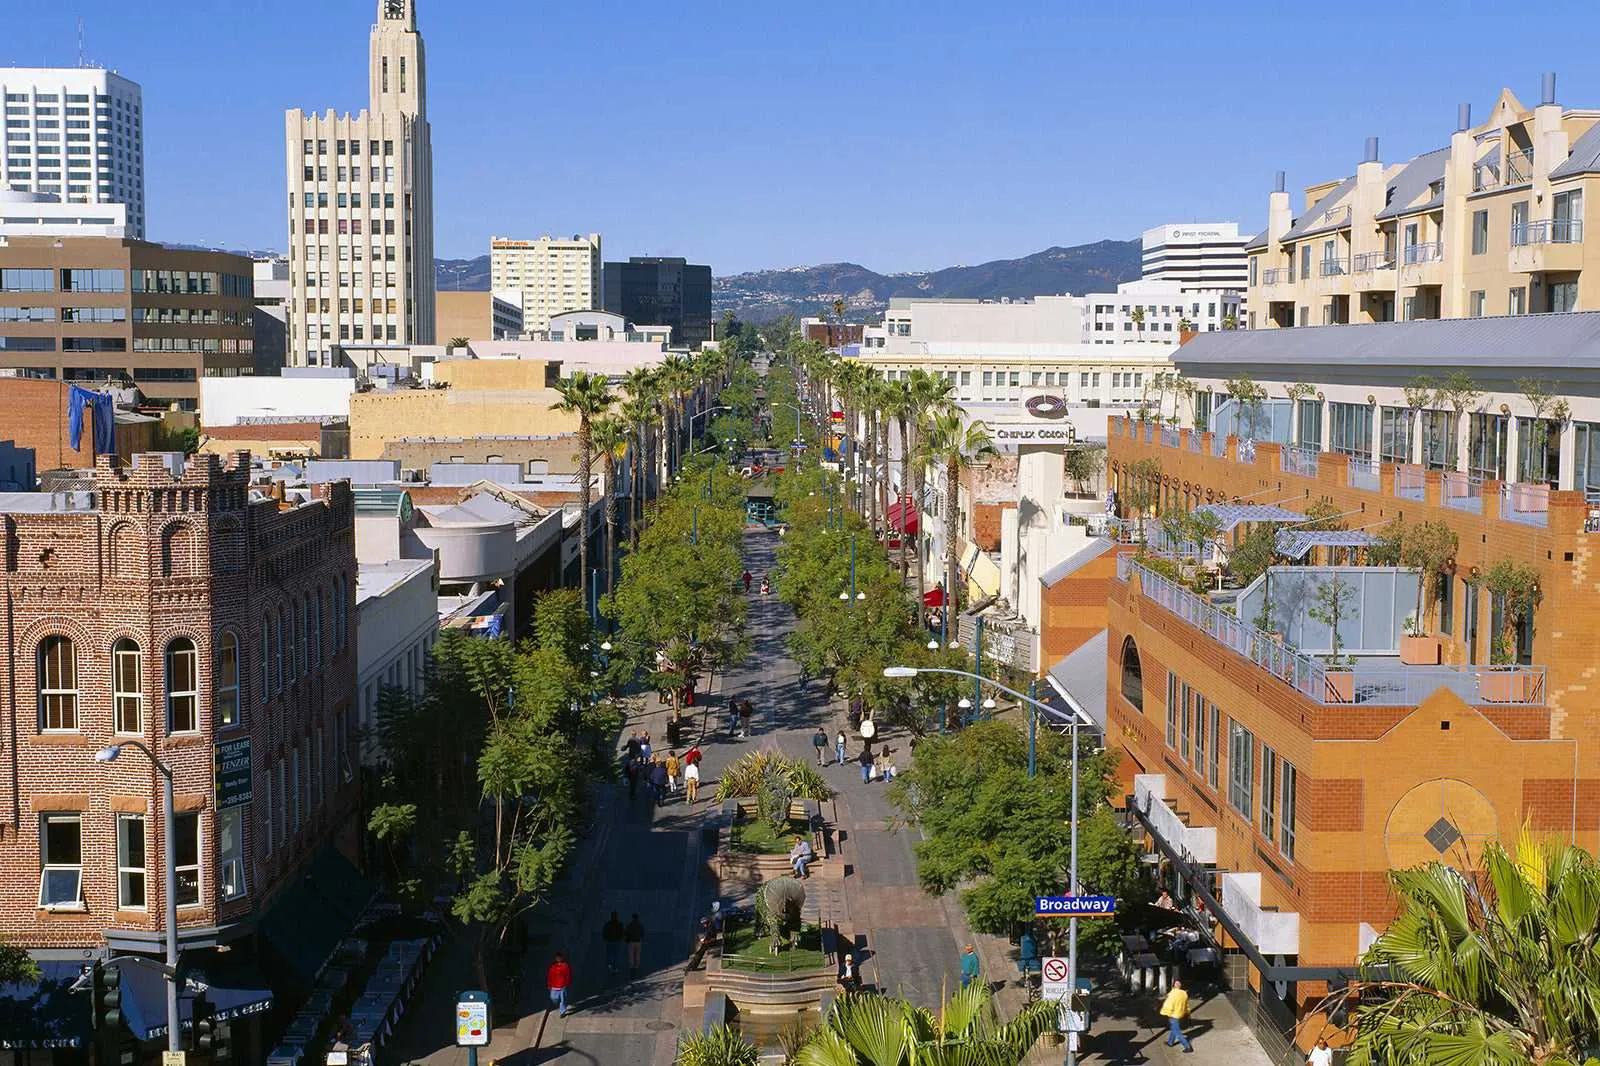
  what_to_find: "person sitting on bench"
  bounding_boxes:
[789,836,815,878]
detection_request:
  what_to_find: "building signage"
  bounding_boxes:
[990,423,1078,444]
[214,737,253,809]
[1024,394,1070,419]
[1035,895,1117,917]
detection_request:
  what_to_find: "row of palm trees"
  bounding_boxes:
[788,344,996,626]
[552,347,734,606]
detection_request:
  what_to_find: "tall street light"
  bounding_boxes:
[838,534,866,606]
[883,665,1094,1066]
[94,741,180,1054]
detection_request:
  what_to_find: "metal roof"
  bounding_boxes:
[1040,537,1113,587]
[1281,176,1356,241]
[1046,630,1107,732]
[351,487,413,518]
[1551,122,1600,180]
[1194,502,1305,532]
[1375,147,1449,220]
[1243,227,1268,251]
[1275,529,1377,560]
[1174,312,1600,373]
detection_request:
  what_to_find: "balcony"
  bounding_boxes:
[1346,455,1381,492]
[1161,425,1181,448]
[1133,774,1217,865]
[1317,256,1350,277]
[1280,444,1319,477]
[1502,482,1549,527]
[1260,267,1293,287]
[1395,464,1425,500]
[1221,873,1300,956]
[1473,147,1534,191]
[1509,219,1584,274]
[1351,250,1395,274]
[1442,471,1483,514]
[1401,241,1443,266]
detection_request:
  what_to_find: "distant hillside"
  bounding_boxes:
[714,239,1143,322]
[435,254,492,292]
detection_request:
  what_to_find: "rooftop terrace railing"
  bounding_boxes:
[1395,464,1425,501]
[1442,471,1483,514]
[1280,444,1320,477]
[1346,455,1381,492]
[1502,482,1549,527]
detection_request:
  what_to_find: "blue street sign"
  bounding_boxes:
[1035,895,1117,917]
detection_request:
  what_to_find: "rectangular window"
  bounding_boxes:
[114,641,142,733]
[273,759,285,849]
[1260,746,1278,843]
[1469,290,1486,317]
[1508,287,1526,315]
[59,268,124,292]
[1279,761,1298,860]
[1165,673,1178,749]
[1329,401,1373,459]
[117,813,146,909]
[218,807,245,901]
[1179,682,1191,762]
[1471,209,1488,255]
[1300,244,1311,280]
[292,748,302,831]
[1227,720,1254,817]
[174,812,200,907]
[39,813,83,908]
[1468,413,1508,481]
[0,268,53,292]
[38,636,78,731]
[167,641,198,733]
[1422,410,1458,470]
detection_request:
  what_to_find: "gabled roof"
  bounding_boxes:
[1243,227,1268,252]
[1281,176,1356,241]
[1047,630,1108,731]
[1551,122,1600,180]
[1375,147,1450,220]
[1040,537,1112,587]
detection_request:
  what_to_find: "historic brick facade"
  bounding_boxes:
[0,451,357,956]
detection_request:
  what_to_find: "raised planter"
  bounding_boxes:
[1478,669,1535,704]
[1399,635,1442,665]
[1324,671,1355,704]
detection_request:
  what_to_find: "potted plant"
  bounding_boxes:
[1399,614,1441,666]
[1476,560,1542,702]
[1398,520,1455,663]
[1310,575,1359,702]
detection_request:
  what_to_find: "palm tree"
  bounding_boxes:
[904,369,957,619]
[660,353,695,476]
[552,370,614,606]
[621,367,659,511]
[589,415,629,599]
[917,411,997,623]
[620,395,656,547]
[795,984,1056,1065]
[1130,305,1146,340]
[1332,832,1600,1066]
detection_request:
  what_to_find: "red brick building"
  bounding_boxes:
[0,451,358,1055]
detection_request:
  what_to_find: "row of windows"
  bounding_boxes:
[300,218,400,237]
[38,635,228,734]
[299,191,398,210]
[300,165,398,184]
[131,338,254,354]
[40,809,228,910]
[302,138,395,157]
[131,269,251,297]
[131,306,251,326]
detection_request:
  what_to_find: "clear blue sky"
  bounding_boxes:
[9,0,1600,275]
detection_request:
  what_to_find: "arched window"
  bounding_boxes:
[161,523,195,577]
[292,599,305,679]
[278,605,290,686]
[107,522,139,577]
[333,577,345,652]
[216,632,240,728]
[1120,636,1144,711]
[112,638,143,734]
[38,636,78,732]
[166,638,199,733]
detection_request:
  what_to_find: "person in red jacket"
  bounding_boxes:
[547,952,572,1017]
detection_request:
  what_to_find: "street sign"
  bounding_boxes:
[455,990,491,1047]
[1035,895,1117,917]
[162,1054,187,1066]
[1040,956,1071,1000]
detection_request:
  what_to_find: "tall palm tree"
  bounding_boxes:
[620,395,656,547]
[588,415,629,599]
[917,411,997,623]
[796,984,1056,1066]
[552,370,614,606]
[905,369,958,619]
[1332,833,1600,1066]
[659,353,695,476]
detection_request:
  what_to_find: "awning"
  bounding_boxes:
[1274,529,1378,561]
[119,955,274,1042]
[1046,630,1109,733]
[923,586,947,609]
[0,961,90,1050]
[259,846,376,987]
[1194,502,1305,533]
[886,498,919,536]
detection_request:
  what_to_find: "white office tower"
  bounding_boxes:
[1141,222,1249,298]
[285,0,436,366]
[0,68,144,239]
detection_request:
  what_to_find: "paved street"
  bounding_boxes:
[389,528,1274,1065]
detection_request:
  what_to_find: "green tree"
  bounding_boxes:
[589,415,630,598]
[553,370,615,605]
[903,368,958,614]
[795,983,1057,1065]
[1335,834,1600,1066]
[0,935,38,984]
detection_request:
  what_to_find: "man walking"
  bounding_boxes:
[684,758,700,804]
[858,743,874,784]
[835,730,847,765]
[625,914,645,978]
[812,728,828,765]
[1161,978,1194,1053]
[1307,1038,1334,1066]
[601,912,625,975]
[546,952,572,1018]
[959,945,980,990]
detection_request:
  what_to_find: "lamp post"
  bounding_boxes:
[882,665,1090,1066]
[838,534,866,606]
[94,741,180,1054]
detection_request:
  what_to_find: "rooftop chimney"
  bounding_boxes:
[1542,72,1557,106]
[1364,137,1379,163]
[1457,103,1471,132]
[1274,170,1285,193]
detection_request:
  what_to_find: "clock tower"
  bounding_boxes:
[370,0,425,118]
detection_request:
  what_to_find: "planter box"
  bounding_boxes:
[1324,671,1355,704]
[1478,670,1535,704]
[1399,635,1442,666]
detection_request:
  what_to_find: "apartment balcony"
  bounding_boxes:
[1441,470,1483,514]
[1313,256,1352,296]
[1221,873,1300,956]
[1350,250,1397,290]
[1508,219,1585,274]
[1473,147,1535,192]
[1133,774,1217,865]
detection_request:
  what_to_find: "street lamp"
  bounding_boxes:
[883,665,1092,1065]
[94,741,180,1054]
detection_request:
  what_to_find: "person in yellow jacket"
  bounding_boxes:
[1160,979,1194,1053]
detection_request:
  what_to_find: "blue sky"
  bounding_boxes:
[9,0,1600,274]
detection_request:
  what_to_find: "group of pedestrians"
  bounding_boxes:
[622,731,702,804]
[813,727,897,783]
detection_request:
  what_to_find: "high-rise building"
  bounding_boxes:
[1247,73,1600,328]
[602,256,712,349]
[284,0,436,367]
[0,68,145,239]
[1141,222,1249,294]
[490,234,602,335]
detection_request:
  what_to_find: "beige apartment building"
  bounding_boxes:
[348,359,579,459]
[284,0,436,367]
[490,234,602,334]
[1248,74,1600,328]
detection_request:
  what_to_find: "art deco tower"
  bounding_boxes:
[283,0,436,366]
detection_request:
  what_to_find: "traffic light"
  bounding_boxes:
[91,962,123,1030]
[193,993,216,1053]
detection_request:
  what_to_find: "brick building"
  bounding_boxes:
[0,378,160,471]
[1102,314,1600,1050]
[0,451,358,1058]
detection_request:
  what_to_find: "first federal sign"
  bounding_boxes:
[1036,895,1117,917]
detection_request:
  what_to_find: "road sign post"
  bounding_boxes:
[455,990,491,1066]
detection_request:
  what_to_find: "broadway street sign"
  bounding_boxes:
[1035,895,1117,918]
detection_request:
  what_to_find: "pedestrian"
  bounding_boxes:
[684,743,702,769]
[858,744,873,784]
[546,952,572,1017]
[1307,1039,1333,1066]
[839,952,858,992]
[835,730,847,765]
[812,727,828,765]
[1161,978,1194,1053]
[739,700,753,737]
[625,914,645,978]
[625,758,639,801]
[789,835,814,878]
[728,696,741,737]
[601,912,625,975]
[639,733,652,764]
[882,753,898,782]
[684,758,700,803]
[959,945,980,990]
[743,569,752,592]
[650,758,668,802]
[624,731,641,763]
[666,750,681,793]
